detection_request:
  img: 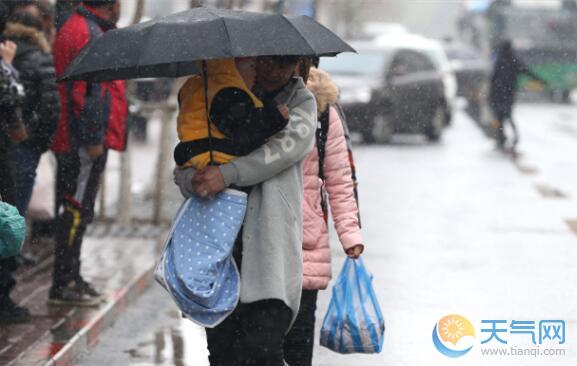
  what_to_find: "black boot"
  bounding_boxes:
[0,296,31,324]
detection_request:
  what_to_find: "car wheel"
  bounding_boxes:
[371,112,394,143]
[425,106,444,142]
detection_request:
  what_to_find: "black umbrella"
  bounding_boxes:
[60,7,355,82]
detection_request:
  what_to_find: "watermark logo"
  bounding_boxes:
[432,314,476,358]
[433,315,566,358]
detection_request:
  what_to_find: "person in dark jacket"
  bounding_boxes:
[3,8,60,215]
[0,1,31,324]
[49,0,126,306]
[489,40,546,149]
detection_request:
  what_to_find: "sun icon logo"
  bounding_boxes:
[432,314,476,358]
[441,317,467,342]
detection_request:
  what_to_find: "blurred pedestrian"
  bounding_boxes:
[3,6,59,216]
[174,55,317,366]
[49,0,126,306]
[0,1,30,324]
[283,64,364,366]
[4,0,41,19]
[489,40,546,149]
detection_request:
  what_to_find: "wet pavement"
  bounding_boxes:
[0,117,181,366]
[50,102,577,365]
[75,285,208,366]
[0,235,162,366]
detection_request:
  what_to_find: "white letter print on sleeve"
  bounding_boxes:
[263,107,315,164]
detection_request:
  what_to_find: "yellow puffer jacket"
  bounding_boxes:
[176,59,263,169]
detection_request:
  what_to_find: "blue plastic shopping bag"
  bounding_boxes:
[320,257,385,354]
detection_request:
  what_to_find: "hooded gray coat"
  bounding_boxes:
[174,77,317,321]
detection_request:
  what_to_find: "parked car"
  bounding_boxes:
[376,33,458,126]
[443,42,491,100]
[443,42,492,123]
[321,40,448,143]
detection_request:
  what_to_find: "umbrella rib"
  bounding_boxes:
[220,17,233,58]
[204,7,232,58]
[279,15,314,55]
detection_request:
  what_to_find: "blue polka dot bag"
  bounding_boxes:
[155,188,247,328]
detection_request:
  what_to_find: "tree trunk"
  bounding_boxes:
[118,0,147,226]
[131,0,146,25]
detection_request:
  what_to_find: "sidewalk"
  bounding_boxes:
[0,117,180,366]
[1,234,162,366]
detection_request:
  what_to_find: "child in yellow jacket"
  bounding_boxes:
[174,57,289,169]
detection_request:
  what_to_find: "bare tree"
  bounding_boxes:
[262,0,285,13]
[118,0,146,225]
[216,0,234,9]
[131,0,146,24]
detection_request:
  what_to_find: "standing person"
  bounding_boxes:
[3,7,60,216]
[174,55,317,366]
[283,66,364,366]
[49,0,126,306]
[489,40,546,149]
[0,2,30,323]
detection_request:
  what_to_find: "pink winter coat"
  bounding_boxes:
[302,68,363,290]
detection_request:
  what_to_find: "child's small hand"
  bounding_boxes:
[277,104,289,119]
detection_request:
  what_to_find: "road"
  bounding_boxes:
[76,102,577,366]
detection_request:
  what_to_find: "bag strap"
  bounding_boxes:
[202,60,214,165]
[316,108,330,181]
[202,60,215,165]
[316,108,330,222]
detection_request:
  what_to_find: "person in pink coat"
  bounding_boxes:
[283,64,364,366]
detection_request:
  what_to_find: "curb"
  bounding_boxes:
[12,265,156,366]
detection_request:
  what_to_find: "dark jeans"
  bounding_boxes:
[284,290,319,366]
[492,104,518,147]
[206,299,293,366]
[496,116,519,146]
[0,136,18,300]
[205,228,292,366]
[51,149,107,293]
[0,136,16,205]
[0,258,17,300]
[7,143,43,215]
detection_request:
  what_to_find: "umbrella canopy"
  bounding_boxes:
[61,7,355,82]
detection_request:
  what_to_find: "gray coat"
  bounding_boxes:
[174,77,317,321]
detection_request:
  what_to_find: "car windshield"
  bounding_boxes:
[320,50,388,77]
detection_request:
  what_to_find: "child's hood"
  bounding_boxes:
[194,59,262,107]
